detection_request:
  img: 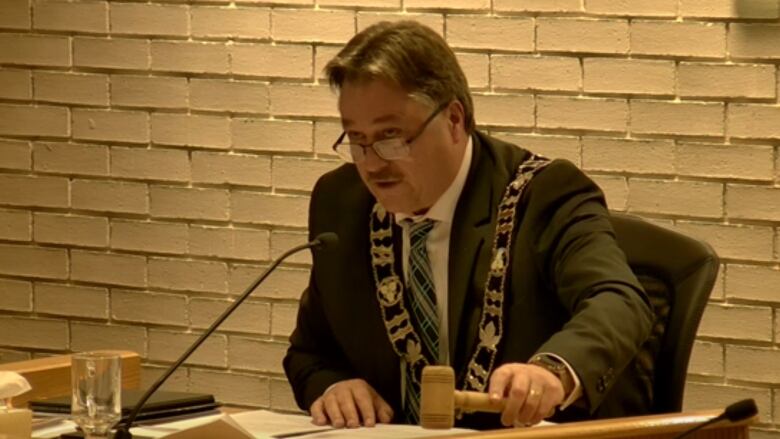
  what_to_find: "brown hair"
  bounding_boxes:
[324,21,475,133]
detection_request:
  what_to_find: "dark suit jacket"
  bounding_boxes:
[284,131,654,429]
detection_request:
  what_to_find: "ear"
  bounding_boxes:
[445,100,466,144]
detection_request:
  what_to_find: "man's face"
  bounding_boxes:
[338,78,466,215]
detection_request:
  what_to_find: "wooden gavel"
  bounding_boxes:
[420,365,506,429]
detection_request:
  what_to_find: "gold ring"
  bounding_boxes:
[528,387,542,399]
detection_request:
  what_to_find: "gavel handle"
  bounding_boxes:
[454,390,505,413]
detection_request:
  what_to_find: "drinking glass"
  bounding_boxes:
[71,351,121,438]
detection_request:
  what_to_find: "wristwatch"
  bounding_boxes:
[529,354,575,397]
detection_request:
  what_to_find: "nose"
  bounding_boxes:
[359,145,389,173]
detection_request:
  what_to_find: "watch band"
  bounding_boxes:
[529,354,575,397]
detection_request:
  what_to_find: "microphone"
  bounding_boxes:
[112,232,339,439]
[670,398,758,439]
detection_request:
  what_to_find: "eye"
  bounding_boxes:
[346,132,365,144]
[381,127,402,139]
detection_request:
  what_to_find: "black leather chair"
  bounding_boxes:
[609,213,719,414]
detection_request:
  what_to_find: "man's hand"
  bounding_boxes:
[310,379,394,428]
[488,363,565,427]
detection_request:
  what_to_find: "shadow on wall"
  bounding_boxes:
[734,0,779,18]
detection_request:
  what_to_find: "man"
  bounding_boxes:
[283,21,654,430]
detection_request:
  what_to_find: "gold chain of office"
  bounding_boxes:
[369,155,551,394]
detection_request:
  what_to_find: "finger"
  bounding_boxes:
[336,388,361,428]
[323,392,345,428]
[352,385,377,427]
[516,384,543,425]
[372,393,394,424]
[501,372,530,427]
[488,367,513,402]
[530,395,557,426]
[310,398,327,426]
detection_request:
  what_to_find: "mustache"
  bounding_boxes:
[366,170,402,182]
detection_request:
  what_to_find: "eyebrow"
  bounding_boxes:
[342,113,403,128]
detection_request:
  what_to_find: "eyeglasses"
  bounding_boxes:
[331,101,449,163]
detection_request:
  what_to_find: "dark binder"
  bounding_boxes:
[29,389,219,423]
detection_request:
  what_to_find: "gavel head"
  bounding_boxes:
[420,365,456,429]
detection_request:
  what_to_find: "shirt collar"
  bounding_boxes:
[395,135,474,225]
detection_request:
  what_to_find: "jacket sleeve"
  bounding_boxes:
[524,159,653,413]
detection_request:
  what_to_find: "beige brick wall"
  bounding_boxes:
[1,2,779,433]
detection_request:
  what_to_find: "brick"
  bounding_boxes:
[189,79,270,114]
[631,21,726,58]
[492,55,580,92]
[472,93,534,128]
[0,349,30,363]
[583,58,674,95]
[730,24,780,60]
[228,337,286,373]
[314,45,342,80]
[110,3,188,37]
[269,84,337,118]
[495,0,580,12]
[139,365,187,393]
[151,113,230,149]
[148,330,226,367]
[272,9,354,44]
[191,151,271,187]
[0,210,30,241]
[270,231,311,265]
[710,264,725,300]
[356,12,443,35]
[232,118,312,152]
[727,346,780,383]
[0,70,31,100]
[189,298,270,334]
[0,140,30,170]
[321,0,398,6]
[688,341,723,376]
[148,257,228,294]
[231,44,312,79]
[446,16,533,51]
[70,322,145,355]
[681,0,779,19]
[728,104,780,140]
[273,157,340,192]
[537,18,628,54]
[111,147,190,182]
[0,174,68,208]
[0,243,67,279]
[684,383,771,423]
[189,369,269,407]
[0,316,67,350]
[33,142,108,176]
[456,52,489,90]
[231,192,308,227]
[582,138,674,174]
[537,96,627,132]
[0,104,69,137]
[631,101,724,137]
[33,0,107,33]
[73,37,149,70]
[727,185,780,222]
[0,278,32,312]
[727,264,780,302]
[492,133,580,166]
[150,186,229,221]
[229,264,308,299]
[679,63,775,99]
[270,378,298,412]
[189,225,270,261]
[71,250,146,287]
[676,143,774,181]
[314,121,342,156]
[585,0,676,16]
[406,0,488,8]
[271,302,299,337]
[33,71,108,107]
[111,289,187,326]
[0,34,69,67]
[71,179,148,214]
[0,0,31,29]
[151,41,228,74]
[34,283,108,319]
[628,179,723,218]
[191,7,270,39]
[72,109,149,144]
[34,213,108,247]
[698,303,772,341]
[675,222,774,261]
[111,220,188,255]
[111,75,187,109]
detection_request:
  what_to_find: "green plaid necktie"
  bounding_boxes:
[404,219,438,424]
